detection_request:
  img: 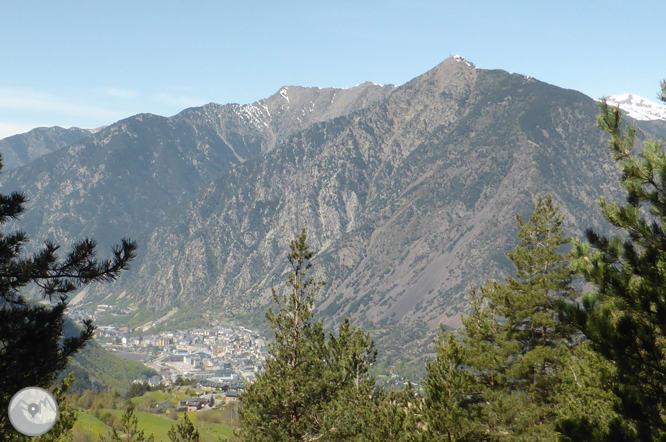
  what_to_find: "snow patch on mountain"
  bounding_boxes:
[452,54,472,67]
[279,87,290,104]
[605,94,666,121]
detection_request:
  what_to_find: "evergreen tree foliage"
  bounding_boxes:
[357,384,424,442]
[168,413,200,442]
[0,156,137,438]
[422,329,488,441]
[104,403,155,442]
[238,228,377,442]
[560,81,666,440]
[552,341,620,437]
[425,196,615,440]
[174,377,198,387]
[126,382,150,400]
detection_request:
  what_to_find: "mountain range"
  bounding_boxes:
[0,82,393,253]
[3,56,664,365]
[0,126,93,170]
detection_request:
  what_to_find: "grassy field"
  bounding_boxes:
[74,409,236,441]
[72,411,109,440]
[134,390,173,404]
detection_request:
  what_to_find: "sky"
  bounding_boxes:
[1,0,664,140]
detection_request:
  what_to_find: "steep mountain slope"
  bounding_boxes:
[60,319,157,393]
[0,83,393,253]
[0,126,93,170]
[81,57,629,336]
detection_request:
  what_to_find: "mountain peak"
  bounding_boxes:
[401,55,477,97]
[451,54,474,68]
[605,93,666,121]
[428,55,476,72]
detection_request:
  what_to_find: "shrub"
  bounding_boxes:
[166,408,178,421]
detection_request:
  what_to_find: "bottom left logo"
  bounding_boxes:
[8,387,59,436]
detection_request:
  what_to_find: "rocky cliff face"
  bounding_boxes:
[4,58,658,363]
[0,83,393,253]
[73,57,633,339]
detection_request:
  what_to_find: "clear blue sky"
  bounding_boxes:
[1,0,664,139]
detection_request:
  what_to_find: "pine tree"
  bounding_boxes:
[168,413,200,442]
[358,384,424,442]
[560,81,666,440]
[424,285,522,440]
[238,228,377,442]
[487,196,577,438]
[104,403,155,442]
[425,196,615,440]
[422,329,489,441]
[0,155,137,437]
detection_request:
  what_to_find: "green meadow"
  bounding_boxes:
[73,409,236,441]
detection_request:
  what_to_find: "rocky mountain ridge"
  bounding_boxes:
[2,57,658,365]
[0,82,393,253]
[0,126,93,170]
[71,57,633,337]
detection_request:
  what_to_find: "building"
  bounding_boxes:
[189,371,214,381]
[155,400,174,413]
[183,355,202,368]
[178,398,208,412]
[225,390,239,404]
[218,370,237,382]
[193,349,214,358]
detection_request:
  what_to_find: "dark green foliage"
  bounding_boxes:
[0,155,137,438]
[362,385,423,442]
[168,413,200,442]
[422,331,486,441]
[174,377,198,387]
[560,82,666,440]
[424,196,617,440]
[238,228,379,442]
[126,382,150,400]
[556,417,642,442]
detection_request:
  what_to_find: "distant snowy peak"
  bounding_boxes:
[605,94,666,122]
[452,54,473,68]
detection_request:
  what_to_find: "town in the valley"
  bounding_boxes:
[68,305,268,392]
